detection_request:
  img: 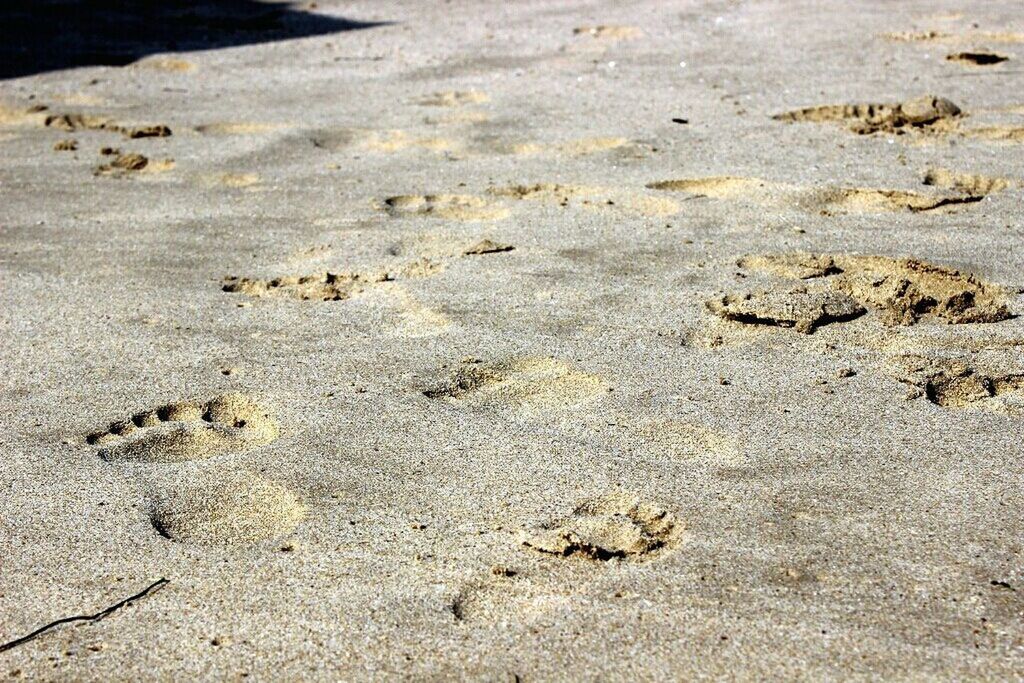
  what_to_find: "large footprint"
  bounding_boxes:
[87,392,279,463]
[87,392,303,545]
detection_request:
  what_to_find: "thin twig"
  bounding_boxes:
[0,578,169,654]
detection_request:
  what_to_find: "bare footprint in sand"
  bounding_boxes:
[148,470,305,545]
[87,392,279,463]
[772,95,962,136]
[711,253,1013,333]
[423,356,609,413]
[223,270,391,302]
[415,90,489,106]
[491,183,681,217]
[380,194,510,221]
[646,175,997,213]
[521,493,680,561]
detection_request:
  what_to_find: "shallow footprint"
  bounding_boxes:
[87,392,279,463]
[148,470,305,544]
[423,356,608,413]
[380,194,509,221]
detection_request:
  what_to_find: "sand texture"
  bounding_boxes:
[1,0,1023,679]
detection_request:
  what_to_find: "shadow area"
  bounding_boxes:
[0,0,388,80]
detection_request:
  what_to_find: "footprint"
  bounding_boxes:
[893,355,1024,412]
[87,392,279,463]
[0,102,50,128]
[45,112,172,139]
[946,51,1009,66]
[380,194,510,221]
[706,287,866,334]
[148,470,305,545]
[94,152,175,177]
[923,168,1010,194]
[195,122,285,135]
[721,253,1013,330]
[572,25,643,40]
[773,95,962,135]
[423,356,609,413]
[647,176,995,213]
[225,232,513,303]
[491,183,680,217]
[883,30,1024,44]
[415,90,489,106]
[521,493,680,561]
[222,271,388,302]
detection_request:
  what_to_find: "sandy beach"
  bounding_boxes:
[1,0,1023,679]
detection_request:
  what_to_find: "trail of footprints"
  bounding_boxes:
[62,48,1024,572]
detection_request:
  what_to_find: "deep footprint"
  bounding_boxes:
[87,392,279,463]
[720,253,1012,329]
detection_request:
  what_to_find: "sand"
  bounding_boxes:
[1,0,1023,679]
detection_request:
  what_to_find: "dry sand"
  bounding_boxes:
[1,0,1023,679]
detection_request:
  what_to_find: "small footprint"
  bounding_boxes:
[521,493,680,561]
[380,194,510,221]
[707,287,865,334]
[423,356,609,413]
[415,90,489,106]
[647,176,997,213]
[87,392,279,463]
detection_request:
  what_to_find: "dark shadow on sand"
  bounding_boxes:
[0,0,388,80]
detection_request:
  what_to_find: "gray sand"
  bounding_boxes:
[1,0,1023,679]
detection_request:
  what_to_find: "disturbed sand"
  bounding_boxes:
[1,0,1023,679]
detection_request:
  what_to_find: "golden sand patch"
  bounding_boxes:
[573,25,643,41]
[132,56,197,72]
[195,122,285,135]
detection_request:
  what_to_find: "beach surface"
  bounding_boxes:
[1,0,1023,679]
